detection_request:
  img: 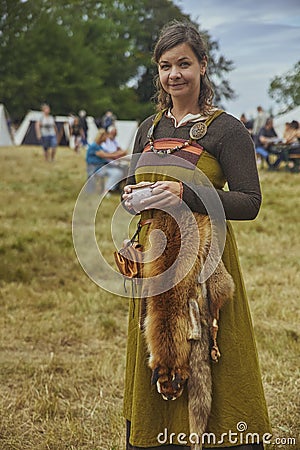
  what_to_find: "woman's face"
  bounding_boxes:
[158,42,206,104]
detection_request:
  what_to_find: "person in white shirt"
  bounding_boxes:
[252,106,268,147]
[102,126,125,155]
[35,104,58,162]
[101,126,128,191]
[92,126,127,193]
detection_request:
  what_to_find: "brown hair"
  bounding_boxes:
[153,20,214,114]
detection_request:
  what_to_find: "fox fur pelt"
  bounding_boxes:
[140,209,234,447]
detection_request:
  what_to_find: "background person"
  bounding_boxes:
[280,120,300,171]
[101,110,116,130]
[239,113,253,136]
[252,105,268,147]
[283,120,299,144]
[78,109,88,145]
[85,128,124,194]
[102,125,128,191]
[122,20,270,450]
[256,117,279,168]
[35,103,58,162]
[102,125,125,154]
[69,116,84,154]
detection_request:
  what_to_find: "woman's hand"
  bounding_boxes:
[122,181,154,211]
[122,184,135,210]
[142,181,182,209]
[123,181,182,212]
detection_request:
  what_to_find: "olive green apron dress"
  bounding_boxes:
[123,149,271,448]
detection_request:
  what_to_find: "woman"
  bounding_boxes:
[85,128,125,193]
[283,121,300,171]
[122,21,271,449]
[255,118,279,168]
[69,116,85,153]
[283,120,299,144]
[35,103,58,162]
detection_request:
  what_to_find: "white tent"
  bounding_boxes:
[14,110,71,146]
[0,104,13,146]
[115,120,138,153]
[273,106,300,138]
[14,111,138,151]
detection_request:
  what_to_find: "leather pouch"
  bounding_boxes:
[114,239,143,279]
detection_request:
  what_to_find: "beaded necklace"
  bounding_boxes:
[147,109,223,157]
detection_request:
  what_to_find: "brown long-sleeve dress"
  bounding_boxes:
[123,111,271,448]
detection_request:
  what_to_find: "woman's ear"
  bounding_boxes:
[200,56,208,76]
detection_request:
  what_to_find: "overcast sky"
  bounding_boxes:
[173,0,300,119]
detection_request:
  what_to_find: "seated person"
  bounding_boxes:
[85,129,125,194]
[269,120,300,170]
[283,120,299,144]
[256,118,279,168]
[102,125,127,190]
[240,113,253,136]
[283,120,300,171]
[102,125,127,163]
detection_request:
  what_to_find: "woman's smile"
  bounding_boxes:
[168,82,186,90]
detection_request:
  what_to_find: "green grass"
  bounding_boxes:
[0,146,299,449]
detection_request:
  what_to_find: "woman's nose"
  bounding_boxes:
[169,66,181,79]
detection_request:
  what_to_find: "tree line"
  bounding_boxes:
[0,0,235,121]
[1,0,298,122]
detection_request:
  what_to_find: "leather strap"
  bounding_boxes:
[130,218,153,244]
[148,108,224,143]
[139,218,153,227]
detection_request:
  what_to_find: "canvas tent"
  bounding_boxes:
[0,104,13,146]
[273,106,300,138]
[14,110,138,152]
[114,120,138,153]
[14,110,71,146]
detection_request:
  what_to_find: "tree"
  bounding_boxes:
[268,61,300,112]
[0,0,236,121]
[0,0,104,118]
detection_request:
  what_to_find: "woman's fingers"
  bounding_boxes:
[151,181,181,197]
[140,190,181,209]
[122,181,182,211]
[123,184,135,194]
[123,181,154,195]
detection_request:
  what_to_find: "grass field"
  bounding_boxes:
[0,146,299,449]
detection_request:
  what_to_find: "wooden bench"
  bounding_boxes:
[288,152,300,172]
[268,143,300,172]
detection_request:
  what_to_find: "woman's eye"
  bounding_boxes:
[180,62,189,68]
[160,64,170,70]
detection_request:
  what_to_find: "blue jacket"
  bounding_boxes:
[86,142,107,166]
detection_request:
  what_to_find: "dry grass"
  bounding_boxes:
[0,146,299,449]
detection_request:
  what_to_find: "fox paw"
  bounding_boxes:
[151,366,189,401]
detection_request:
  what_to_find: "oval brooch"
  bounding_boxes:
[190,121,207,140]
